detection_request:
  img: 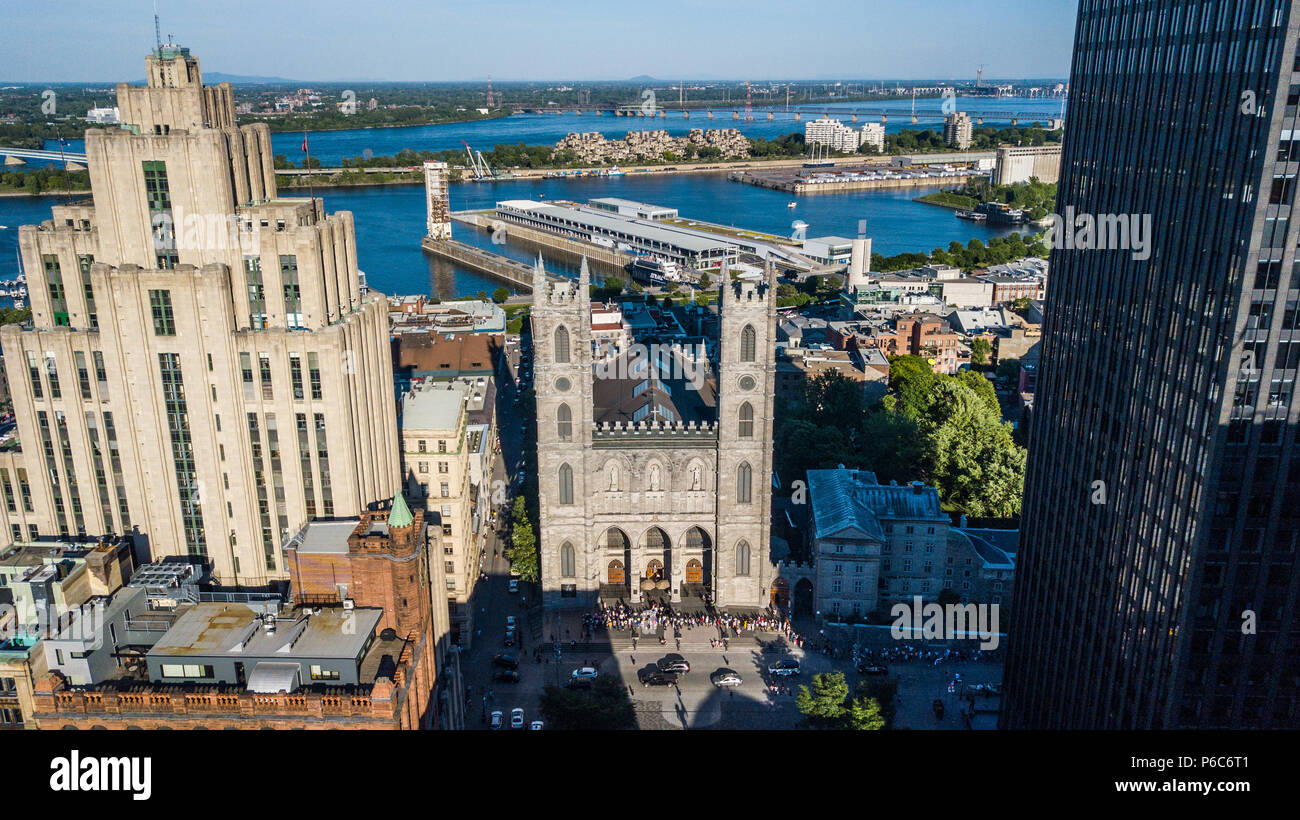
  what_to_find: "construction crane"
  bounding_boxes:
[461,141,496,181]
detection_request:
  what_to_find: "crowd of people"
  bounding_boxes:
[580,602,805,648]
[856,644,992,666]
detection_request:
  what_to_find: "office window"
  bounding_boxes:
[149,289,176,335]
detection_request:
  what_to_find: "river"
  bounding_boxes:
[2,95,1059,301]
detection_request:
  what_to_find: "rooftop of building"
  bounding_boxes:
[496,199,729,254]
[808,468,949,541]
[393,331,500,375]
[400,378,480,432]
[146,603,383,662]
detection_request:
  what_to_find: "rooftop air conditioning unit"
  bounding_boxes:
[342,599,355,611]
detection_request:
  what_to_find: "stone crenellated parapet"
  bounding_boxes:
[591,419,719,439]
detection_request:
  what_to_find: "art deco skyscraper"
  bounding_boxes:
[1004,1,1300,729]
[0,45,400,586]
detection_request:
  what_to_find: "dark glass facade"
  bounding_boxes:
[1004,0,1300,729]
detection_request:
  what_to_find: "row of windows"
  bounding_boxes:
[552,322,759,363]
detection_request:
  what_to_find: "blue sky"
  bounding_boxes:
[1,0,1080,82]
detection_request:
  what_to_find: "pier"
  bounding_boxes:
[420,236,559,291]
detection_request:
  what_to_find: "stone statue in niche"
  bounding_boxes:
[690,464,702,491]
[649,463,662,492]
[608,463,619,491]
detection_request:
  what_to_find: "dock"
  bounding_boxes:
[420,236,559,291]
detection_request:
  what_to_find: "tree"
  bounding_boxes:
[491,287,510,304]
[698,271,712,290]
[795,672,851,728]
[506,496,539,582]
[539,675,635,730]
[859,410,927,484]
[847,697,887,730]
[955,370,999,415]
[888,355,938,419]
[921,380,1026,517]
[970,337,992,366]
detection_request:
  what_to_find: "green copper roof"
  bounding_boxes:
[388,493,414,529]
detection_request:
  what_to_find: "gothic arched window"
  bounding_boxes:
[558,463,574,505]
[736,540,751,576]
[740,324,756,362]
[737,462,752,504]
[557,403,572,441]
[554,324,570,364]
[738,402,754,438]
[560,542,575,578]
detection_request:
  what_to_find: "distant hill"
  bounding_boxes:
[203,72,296,85]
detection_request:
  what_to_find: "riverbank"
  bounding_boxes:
[243,108,511,134]
[0,187,89,197]
[914,191,978,210]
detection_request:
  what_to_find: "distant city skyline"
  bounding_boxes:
[1,0,1079,83]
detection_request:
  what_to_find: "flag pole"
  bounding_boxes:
[303,130,316,219]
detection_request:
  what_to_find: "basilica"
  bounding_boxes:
[532,257,777,610]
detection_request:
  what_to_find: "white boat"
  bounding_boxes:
[630,256,685,285]
[787,201,797,208]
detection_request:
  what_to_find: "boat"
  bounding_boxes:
[955,209,988,223]
[629,256,685,286]
[600,166,625,177]
[787,201,797,208]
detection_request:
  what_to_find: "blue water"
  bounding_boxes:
[37,96,1066,167]
[1,174,1027,302]
[2,97,1057,301]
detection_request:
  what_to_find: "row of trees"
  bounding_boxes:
[875,124,1062,156]
[872,233,1050,273]
[775,360,1026,519]
[0,167,90,194]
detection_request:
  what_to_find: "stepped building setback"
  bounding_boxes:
[0,44,400,585]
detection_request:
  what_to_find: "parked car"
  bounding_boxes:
[503,629,515,647]
[490,710,503,730]
[492,653,519,670]
[657,655,690,674]
[571,667,599,681]
[505,616,517,630]
[492,669,520,683]
[529,720,544,731]
[639,670,679,687]
[857,662,889,676]
[768,659,801,677]
[507,579,519,594]
[710,668,744,687]
[511,708,525,729]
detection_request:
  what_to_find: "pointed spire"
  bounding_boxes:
[532,251,546,292]
[578,255,590,289]
[387,493,414,529]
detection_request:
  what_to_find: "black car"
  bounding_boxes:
[492,653,519,670]
[492,669,521,683]
[639,670,679,687]
[565,677,593,690]
[657,655,690,674]
[857,662,889,675]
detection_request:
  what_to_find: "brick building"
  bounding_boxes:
[29,497,447,730]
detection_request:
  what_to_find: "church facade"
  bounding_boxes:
[532,258,776,611]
